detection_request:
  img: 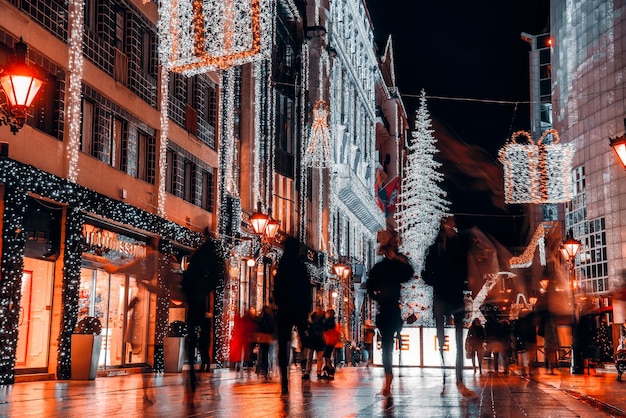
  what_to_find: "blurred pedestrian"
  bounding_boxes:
[362,319,375,367]
[321,309,340,379]
[366,228,414,397]
[513,310,537,376]
[466,318,485,374]
[273,236,312,395]
[180,236,226,402]
[423,216,477,398]
[302,304,326,380]
[539,310,559,374]
[485,310,510,375]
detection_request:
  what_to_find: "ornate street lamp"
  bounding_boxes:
[562,230,582,374]
[0,38,44,134]
[609,119,626,169]
[249,203,281,307]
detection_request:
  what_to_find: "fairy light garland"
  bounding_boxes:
[157,71,170,217]
[254,61,263,205]
[66,0,84,182]
[298,43,309,242]
[158,0,274,75]
[0,189,27,384]
[223,68,237,195]
[498,129,575,204]
[0,159,211,383]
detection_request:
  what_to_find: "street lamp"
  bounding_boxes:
[609,120,626,169]
[562,230,582,374]
[0,38,44,134]
[250,204,280,307]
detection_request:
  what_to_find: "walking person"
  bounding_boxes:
[540,310,560,374]
[366,228,414,397]
[321,309,340,379]
[467,318,485,374]
[423,216,477,398]
[273,236,312,395]
[302,304,326,380]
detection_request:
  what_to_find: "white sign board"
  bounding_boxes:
[372,327,472,368]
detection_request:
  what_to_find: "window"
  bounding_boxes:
[29,72,60,137]
[115,10,125,51]
[165,149,176,194]
[206,85,217,127]
[183,160,196,203]
[110,118,125,169]
[139,29,151,74]
[81,100,94,155]
[137,131,147,180]
[202,170,215,212]
[84,0,98,34]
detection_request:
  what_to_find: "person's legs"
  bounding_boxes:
[276,317,291,393]
[453,312,464,385]
[378,324,394,396]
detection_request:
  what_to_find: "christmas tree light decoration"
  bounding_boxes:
[498,129,575,204]
[401,278,434,327]
[396,90,449,272]
[303,100,331,168]
[509,223,547,268]
[158,0,274,75]
[157,71,170,217]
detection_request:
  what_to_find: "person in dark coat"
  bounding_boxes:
[273,236,312,395]
[467,318,486,374]
[423,216,477,398]
[181,236,226,401]
[366,229,414,397]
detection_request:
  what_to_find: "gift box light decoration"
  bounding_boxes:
[158,0,274,75]
[498,129,575,204]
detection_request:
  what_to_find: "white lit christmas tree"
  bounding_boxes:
[396,89,449,273]
[401,278,435,326]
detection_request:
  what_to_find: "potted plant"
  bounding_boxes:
[71,316,103,380]
[164,320,187,372]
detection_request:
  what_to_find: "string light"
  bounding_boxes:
[498,129,575,204]
[0,159,212,382]
[397,90,449,272]
[157,71,169,217]
[303,101,332,169]
[509,223,547,268]
[158,0,274,75]
[66,0,84,182]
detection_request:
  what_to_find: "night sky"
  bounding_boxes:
[365,1,550,246]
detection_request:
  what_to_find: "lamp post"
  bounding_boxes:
[250,204,280,307]
[562,230,582,374]
[0,38,44,135]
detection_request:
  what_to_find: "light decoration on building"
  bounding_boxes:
[157,0,274,75]
[223,67,237,195]
[298,43,309,242]
[303,100,331,168]
[498,129,575,204]
[157,71,169,217]
[509,223,547,268]
[0,158,210,382]
[66,0,84,182]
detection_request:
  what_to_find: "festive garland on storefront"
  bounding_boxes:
[0,159,222,383]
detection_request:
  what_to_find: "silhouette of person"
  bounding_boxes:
[366,228,414,397]
[273,236,312,395]
[423,216,477,398]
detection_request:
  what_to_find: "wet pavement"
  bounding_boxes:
[2,363,625,417]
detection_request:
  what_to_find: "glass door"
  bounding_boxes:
[78,267,148,368]
[16,258,55,370]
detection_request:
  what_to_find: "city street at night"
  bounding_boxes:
[3,364,626,417]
